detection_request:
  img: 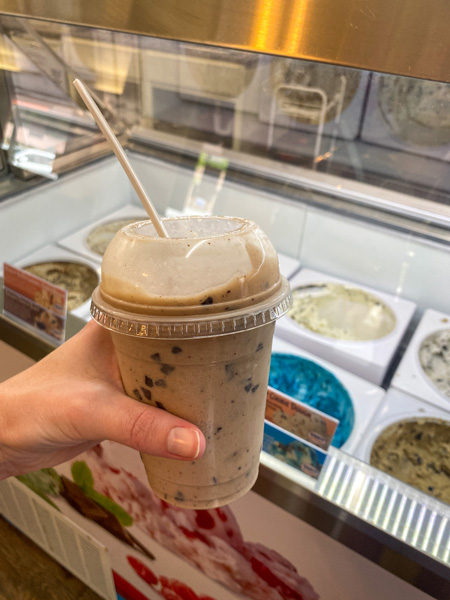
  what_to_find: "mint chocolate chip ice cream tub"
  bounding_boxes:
[91,216,292,508]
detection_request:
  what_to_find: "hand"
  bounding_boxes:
[0,320,205,479]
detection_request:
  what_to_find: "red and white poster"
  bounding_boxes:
[19,442,434,600]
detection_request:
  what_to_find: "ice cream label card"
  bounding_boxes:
[263,421,328,479]
[3,262,67,343]
[266,385,339,450]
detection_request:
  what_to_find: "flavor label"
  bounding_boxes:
[266,386,339,450]
[263,421,328,479]
[3,262,67,343]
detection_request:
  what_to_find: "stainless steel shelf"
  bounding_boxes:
[318,448,450,568]
[1,0,450,83]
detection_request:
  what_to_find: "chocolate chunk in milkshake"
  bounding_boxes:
[141,387,152,401]
[160,364,175,375]
[145,376,154,387]
[225,362,239,380]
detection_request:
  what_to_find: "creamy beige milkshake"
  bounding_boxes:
[91,216,291,508]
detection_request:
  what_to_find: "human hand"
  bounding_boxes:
[0,320,205,479]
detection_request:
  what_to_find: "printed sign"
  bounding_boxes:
[265,386,339,450]
[263,420,328,479]
[3,262,67,343]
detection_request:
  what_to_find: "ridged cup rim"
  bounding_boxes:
[90,277,292,339]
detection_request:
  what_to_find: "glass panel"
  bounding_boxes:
[0,17,127,179]
[0,14,449,575]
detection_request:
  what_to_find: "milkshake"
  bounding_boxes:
[91,216,291,508]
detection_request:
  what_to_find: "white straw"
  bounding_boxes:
[73,79,169,238]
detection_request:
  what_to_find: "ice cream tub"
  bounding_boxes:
[353,389,450,505]
[275,268,417,385]
[13,244,100,321]
[392,308,450,411]
[58,203,147,264]
[269,337,385,453]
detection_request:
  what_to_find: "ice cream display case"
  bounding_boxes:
[0,3,449,600]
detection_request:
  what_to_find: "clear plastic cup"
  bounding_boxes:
[91,216,292,508]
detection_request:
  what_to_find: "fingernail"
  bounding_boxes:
[167,427,201,459]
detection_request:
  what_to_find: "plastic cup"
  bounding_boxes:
[91,216,292,508]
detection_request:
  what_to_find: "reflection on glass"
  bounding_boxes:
[1,16,449,204]
[379,77,450,147]
[270,59,361,125]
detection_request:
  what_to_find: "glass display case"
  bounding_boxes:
[0,3,449,600]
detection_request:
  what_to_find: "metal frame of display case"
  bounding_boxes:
[0,3,450,598]
[1,0,450,83]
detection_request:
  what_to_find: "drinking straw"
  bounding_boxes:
[73,78,169,238]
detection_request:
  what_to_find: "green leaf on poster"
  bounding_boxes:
[70,460,133,527]
[71,460,94,490]
[86,488,133,527]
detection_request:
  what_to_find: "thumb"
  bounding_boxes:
[78,392,206,461]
